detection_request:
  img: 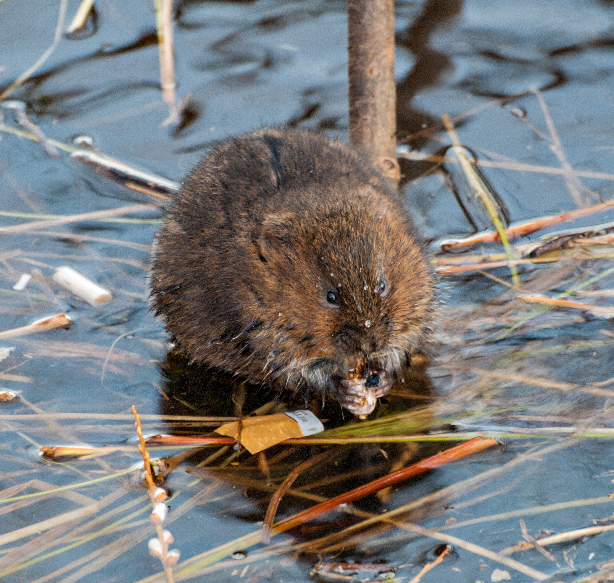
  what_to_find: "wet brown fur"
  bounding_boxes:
[150,128,434,407]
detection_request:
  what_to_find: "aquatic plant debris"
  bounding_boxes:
[215,411,325,454]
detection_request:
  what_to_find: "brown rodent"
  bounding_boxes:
[149,128,434,415]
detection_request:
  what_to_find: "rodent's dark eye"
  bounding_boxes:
[326,291,340,305]
[376,278,388,296]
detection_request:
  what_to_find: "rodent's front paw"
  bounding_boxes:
[337,379,378,416]
[367,369,392,398]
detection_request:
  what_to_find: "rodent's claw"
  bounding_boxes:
[371,369,392,398]
[337,378,377,416]
[337,369,392,415]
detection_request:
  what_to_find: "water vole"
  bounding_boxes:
[150,128,434,415]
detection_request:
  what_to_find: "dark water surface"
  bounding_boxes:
[1,1,614,582]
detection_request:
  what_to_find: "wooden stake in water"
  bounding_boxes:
[347,0,400,186]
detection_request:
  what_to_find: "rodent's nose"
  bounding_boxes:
[336,326,382,354]
[365,372,381,388]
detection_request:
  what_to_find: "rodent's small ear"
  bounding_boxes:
[256,213,296,264]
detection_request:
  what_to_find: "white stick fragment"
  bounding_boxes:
[12,273,32,291]
[52,266,112,306]
[0,313,73,340]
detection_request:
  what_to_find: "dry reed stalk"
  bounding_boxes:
[534,89,593,207]
[440,200,614,251]
[441,114,519,286]
[399,149,614,182]
[519,518,555,562]
[133,406,179,582]
[155,0,178,123]
[517,294,614,317]
[0,313,72,340]
[67,0,94,34]
[4,101,59,157]
[501,523,614,556]
[436,259,527,275]
[394,523,549,580]
[0,503,99,547]
[33,230,152,251]
[0,203,159,235]
[408,544,451,583]
[262,449,337,543]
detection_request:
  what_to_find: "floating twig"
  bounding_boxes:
[0,203,159,235]
[439,199,614,251]
[409,544,452,583]
[71,149,177,198]
[0,313,72,340]
[501,523,614,556]
[516,294,614,318]
[67,0,95,34]
[0,122,178,199]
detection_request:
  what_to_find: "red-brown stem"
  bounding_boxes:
[268,436,498,537]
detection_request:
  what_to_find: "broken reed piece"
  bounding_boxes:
[0,313,73,340]
[67,0,94,34]
[70,150,177,199]
[154,0,178,123]
[516,294,614,318]
[52,266,112,306]
[39,445,103,458]
[0,389,20,402]
[440,199,614,251]
[12,273,31,291]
